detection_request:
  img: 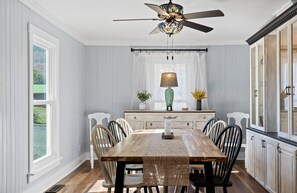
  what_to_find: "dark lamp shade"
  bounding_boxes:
[160,72,178,87]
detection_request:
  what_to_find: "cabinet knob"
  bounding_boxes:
[134,117,136,119]
[250,136,254,140]
[150,123,153,126]
[187,123,190,126]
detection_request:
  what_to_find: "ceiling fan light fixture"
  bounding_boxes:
[158,21,183,35]
[160,3,183,15]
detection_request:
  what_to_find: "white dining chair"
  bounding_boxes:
[88,112,111,169]
[227,112,249,148]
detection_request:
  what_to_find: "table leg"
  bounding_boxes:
[114,161,126,193]
[204,162,215,193]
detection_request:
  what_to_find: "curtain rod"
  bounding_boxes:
[131,48,208,52]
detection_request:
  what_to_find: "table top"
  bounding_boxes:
[101,129,227,163]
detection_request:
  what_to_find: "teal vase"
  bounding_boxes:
[165,87,174,111]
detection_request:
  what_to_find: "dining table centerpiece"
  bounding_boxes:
[191,89,207,110]
[137,89,152,110]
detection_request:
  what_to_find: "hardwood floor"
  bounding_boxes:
[51,160,268,193]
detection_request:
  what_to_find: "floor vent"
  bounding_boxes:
[45,184,65,193]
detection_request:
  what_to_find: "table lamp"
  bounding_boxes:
[160,72,178,111]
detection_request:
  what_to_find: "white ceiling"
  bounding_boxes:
[22,0,292,45]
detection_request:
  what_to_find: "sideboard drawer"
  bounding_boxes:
[196,114,213,121]
[146,121,163,129]
[146,121,194,129]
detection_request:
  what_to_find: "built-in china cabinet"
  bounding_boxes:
[246,3,297,193]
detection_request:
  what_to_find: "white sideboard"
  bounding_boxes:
[124,110,216,130]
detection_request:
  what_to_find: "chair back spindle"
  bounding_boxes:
[116,118,133,135]
[207,120,227,143]
[202,117,219,134]
[107,121,127,143]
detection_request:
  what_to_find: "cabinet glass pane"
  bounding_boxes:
[293,22,297,135]
[251,47,256,125]
[280,27,288,133]
[258,43,264,127]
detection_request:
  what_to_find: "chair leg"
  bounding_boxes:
[126,188,129,193]
[107,188,112,193]
[223,186,228,193]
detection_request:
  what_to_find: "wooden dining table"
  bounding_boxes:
[101,129,227,193]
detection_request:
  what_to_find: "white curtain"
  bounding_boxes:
[131,51,208,110]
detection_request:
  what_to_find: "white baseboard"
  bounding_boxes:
[23,153,88,193]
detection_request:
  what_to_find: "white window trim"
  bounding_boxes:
[28,23,61,183]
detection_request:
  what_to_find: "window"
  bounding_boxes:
[153,63,187,110]
[28,24,60,182]
[131,52,208,110]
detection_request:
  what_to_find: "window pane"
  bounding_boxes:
[33,45,47,100]
[33,105,47,161]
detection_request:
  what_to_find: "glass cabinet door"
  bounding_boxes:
[258,43,264,127]
[251,47,257,126]
[279,26,289,134]
[250,41,265,129]
[292,21,297,136]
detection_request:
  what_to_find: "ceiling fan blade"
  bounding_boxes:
[149,26,161,34]
[145,3,169,17]
[183,10,224,20]
[182,21,213,33]
[114,18,160,21]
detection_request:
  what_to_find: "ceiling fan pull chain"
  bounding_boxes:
[172,35,174,60]
[167,35,169,60]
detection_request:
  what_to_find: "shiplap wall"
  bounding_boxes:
[207,45,250,120]
[0,0,86,192]
[85,46,132,119]
[85,45,250,125]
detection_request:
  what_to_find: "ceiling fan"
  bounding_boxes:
[114,0,224,36]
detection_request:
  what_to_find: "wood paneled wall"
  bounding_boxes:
[0,0,86,192]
